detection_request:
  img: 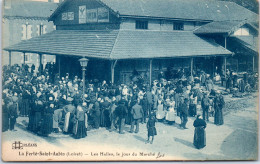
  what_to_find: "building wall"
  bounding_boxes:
[120,18,206,31]
[2,17,56,69]
[54,0,120,30]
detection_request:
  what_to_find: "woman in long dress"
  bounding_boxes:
[41,96,55,136]
[193,115,207,149]
[165,96,176,124]
[156,99,165,121]
[73,105,87,139]
[214,92,225,125]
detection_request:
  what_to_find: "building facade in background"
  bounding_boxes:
[2,0,59,69]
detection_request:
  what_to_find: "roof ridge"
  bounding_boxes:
[109,30,120,59]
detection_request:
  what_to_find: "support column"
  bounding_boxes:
[39,54,42,74]
[191,58,193,77]
[111,60,117,84]
[58,56,61,76]
[236,58,239,73]
[224,57,227,78]
[8,51,11,66]
[23,52,26,64]
[224,36,227,78]
[252,56,255,72]
[149,59,152,86]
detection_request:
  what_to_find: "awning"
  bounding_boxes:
[4,30,232,59]
[194,20,258,35]
[194,20,247,35]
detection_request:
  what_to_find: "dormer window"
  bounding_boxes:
[136,20,148,29]
[173,22,184,30]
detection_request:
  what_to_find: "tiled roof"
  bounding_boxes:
[4,30,232,59]
[4,1,58,19]
[99,0,258,21]
[4,30,119,59]
[229,36,258,53]
[193,20,247,35]
[110,30,232,59]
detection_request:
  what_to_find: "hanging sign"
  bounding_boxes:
[79,5,87,24]
[62,12,68,20]
[67,12,74,20]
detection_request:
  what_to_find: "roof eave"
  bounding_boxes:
[119,15,212,23]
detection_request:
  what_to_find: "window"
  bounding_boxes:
[22,54,31,63]
[136,20,148,29]
[21,23,32,40]
[173,22,184,30]
[37,24,47,36]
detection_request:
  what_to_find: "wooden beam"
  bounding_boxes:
[39,54,42,74]
[191,58,193,77]
[58,56,61,76]
[224,37,227,78]
[23,52,26,64]
[8,51,11,66]
[237,58,239,73]
[252,56,255,72]
[111,60,117,84]
[224,57,227,78]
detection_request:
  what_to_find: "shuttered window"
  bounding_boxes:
[136,20,148,29]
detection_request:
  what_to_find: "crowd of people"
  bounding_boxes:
[2,64,257,147]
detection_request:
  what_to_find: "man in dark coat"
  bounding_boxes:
[130,100,143,133]
[146,88,153,115]
[201,93,210,121]
[8,100,18,131]
[180,98,189,129]
[193,115,207,149]
[214,91,225,125]
[91,99,101,129]
[2,98,9,132]
[114,101,127,134]
[101,97,111,128]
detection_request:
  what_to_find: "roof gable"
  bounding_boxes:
[194,19,258,36]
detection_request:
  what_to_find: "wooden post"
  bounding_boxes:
[191,58,193,77]
[224,36,227,78]
[149,59,152,86]
[237,58,239,73]
[8,51,11,66]
[252,56,255,72]
[39,54,42,74]
[111,60,117,84]
[58,56,61,76]
[23,52,26,64]
[224,57,227,78]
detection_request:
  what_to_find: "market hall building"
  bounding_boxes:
[4,0,258,85]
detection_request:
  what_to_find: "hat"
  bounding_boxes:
[67,97,73,102]
[84,94,88,98]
